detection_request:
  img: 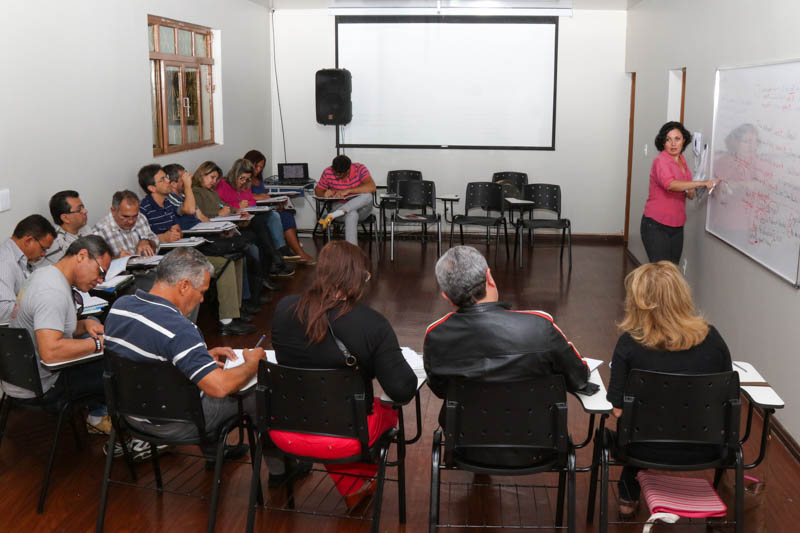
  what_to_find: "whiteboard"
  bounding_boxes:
[706,60,800,285]
[336,17,557,149]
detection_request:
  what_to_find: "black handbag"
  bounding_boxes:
[197,233,251,256]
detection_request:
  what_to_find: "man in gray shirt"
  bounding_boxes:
[0,215,55,323]
[3,236,111,429]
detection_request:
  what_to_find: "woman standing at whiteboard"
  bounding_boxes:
[641,121,721,263]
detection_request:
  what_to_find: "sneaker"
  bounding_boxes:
[129,438,171,463]
[103,440,126,458]
[86,415,113,436]
[219,318,256,336]
[269,263,295,278]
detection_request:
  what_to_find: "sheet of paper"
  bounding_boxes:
[106,256,134,280]
[243,205,273,212]
[127,254,164,265]
[255,196,289,204]
[582,357,604,372]
[184,221,237,233]
[157,237,207,248]
[96,274,133,290]
[77,291,108,310]
[210,214,253,222]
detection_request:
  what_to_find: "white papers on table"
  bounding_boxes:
[210,214,253,222]
[243,205,273,213]
[128,255,164,266]
[582,357,604,373]
[106,256,133,280]
[401,347,427,387]
[157,237,207,249]
[77,291,108,314]
[255,196,289,204]
[184,221,237,233]
[226,349,277,391]
[96,274,133,290]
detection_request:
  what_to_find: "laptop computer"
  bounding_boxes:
[277,163,314,185]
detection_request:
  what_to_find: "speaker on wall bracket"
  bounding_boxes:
[316,68,352,126]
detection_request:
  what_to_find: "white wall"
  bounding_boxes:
[0,0,270,235]
[269,9,630,234]
[626,0,800,437]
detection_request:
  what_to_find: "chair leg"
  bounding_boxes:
[567,451,576,533]
[459,224,464,245]
[586,430,601,524]
[396,416,407,524]
[494,224,500,263]
[449,221,455,248]
[370,445,390,533]
[430,432,442,533]
[599,447,609,533]
[150,442,163,490]
[119,434,138,482]
[390,218,395,262]
[734,449,744,533]
[567,226,572,271]
[560,227,566,263]
[68,408,82,450]
[517,224,524,268]
[555,469,566,527]
[245,436,264,533]
[245,423,263,506]
[206,433,228,533]
[38,403,69,513]
[96,427,118,533]
[0,395,13,448]
[436,219,442,257]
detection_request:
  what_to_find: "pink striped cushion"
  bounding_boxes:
[637,472,727,518]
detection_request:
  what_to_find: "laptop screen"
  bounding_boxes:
[278,163,309,181]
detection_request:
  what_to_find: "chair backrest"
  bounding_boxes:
[617,370,741,455]
[256,360,371,458]
[387,170,422,193]
[464,182,505,215]
[0,327,45,398]
[443,375,568,467]
[492,172,528,199]
[103,350,207,437]
[396,179,436,213]
[523,183,562,218]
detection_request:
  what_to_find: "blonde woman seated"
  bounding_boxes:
[606,261,732,518]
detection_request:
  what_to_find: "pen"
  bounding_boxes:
[732,362,746,372]
[254,334,265,349]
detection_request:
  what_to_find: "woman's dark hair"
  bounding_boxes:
[243,150,266,182]
[654,121,692,152]
[294,241,370,344]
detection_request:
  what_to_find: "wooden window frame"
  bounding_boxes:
[149,15,215,156]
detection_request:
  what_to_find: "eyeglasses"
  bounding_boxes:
[91,256,106,281]
[33,237,49,253]
[68,205,87,214]
[238,176,251,182]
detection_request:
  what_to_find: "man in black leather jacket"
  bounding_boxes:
[423,246,589,466]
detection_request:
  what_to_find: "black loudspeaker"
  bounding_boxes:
[316,69,352,125]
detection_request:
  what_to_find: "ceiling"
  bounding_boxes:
[252,0,641,10]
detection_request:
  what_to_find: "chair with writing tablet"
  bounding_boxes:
[96,351,258,533]
[515,183,572,270]
[449,182,509,262]
[0,327,97,513]
[390,179,441,261]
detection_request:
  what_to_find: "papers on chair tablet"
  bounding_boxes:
[255,196,289,204]
[227,349,277,391]
[210,214,253,222]
[96,274,133,290]
[184,221,237,233]
[243,205,273,213]
[158,237,208,249]
[77,291,108,314]
[582,357,604,373]
[127,254,164,266]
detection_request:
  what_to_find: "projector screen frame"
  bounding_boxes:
[334,15,559,151]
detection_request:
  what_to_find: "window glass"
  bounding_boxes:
[165,66,182,146]
[185,67,200,143]
[159,26,175,54]
[195,34,207,58]
[201,65,212,141]
[178,29,193,56]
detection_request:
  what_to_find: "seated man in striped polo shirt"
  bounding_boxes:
[315,155,376,245]
[103,248,288,472]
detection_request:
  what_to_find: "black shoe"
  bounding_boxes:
[241,301,261,315]
[270,263,295,278]
[268,459,313,488]
[255,293,273,304]
[263,279,281,291]
[218,319,256,336]
[205,442,251,470]
[239,310,255,322]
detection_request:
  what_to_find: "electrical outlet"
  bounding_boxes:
[0,189,10,212]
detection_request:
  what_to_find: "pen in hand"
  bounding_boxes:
[254,334,265,349]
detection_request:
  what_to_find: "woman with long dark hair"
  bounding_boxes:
[243,149,314,264]
[270,241,417,507]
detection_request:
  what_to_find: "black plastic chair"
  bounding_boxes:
[246,360,403,533]
[96,351,258,533]
[449,182,509,262]
[0,327,92,514]
[390,180,441,261]
[586,370,743,533]
[381,170,423,236]
[515,183,572,269]
[492,172,528,198]
[430,375,576,532]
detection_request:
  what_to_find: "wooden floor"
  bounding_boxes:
[1,236,798,532]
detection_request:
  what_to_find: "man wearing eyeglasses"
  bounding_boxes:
[36,190,93,267]
[3,236,112,431]
[92,190,159,258]
[0,214,56,323]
